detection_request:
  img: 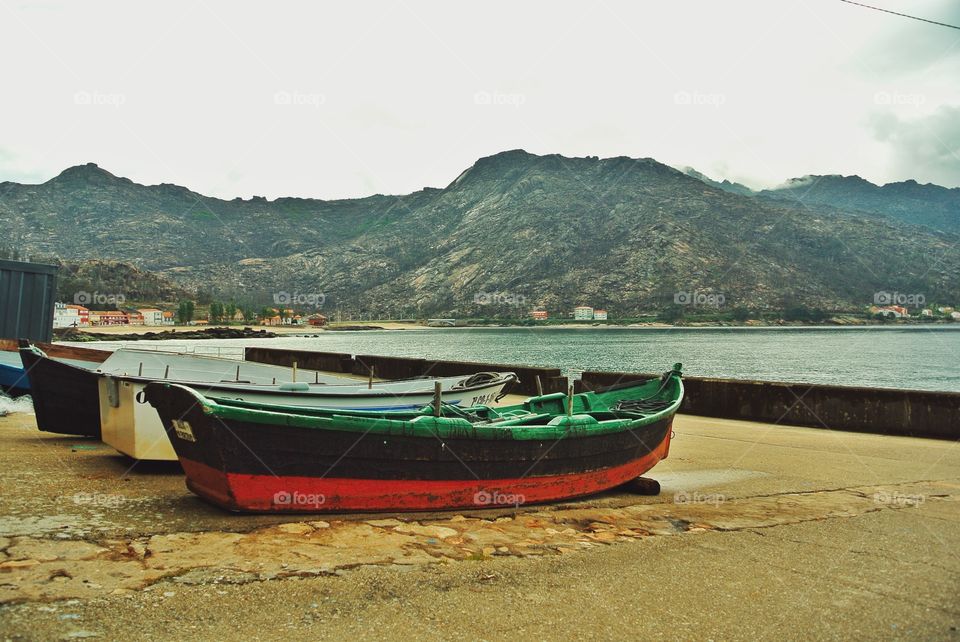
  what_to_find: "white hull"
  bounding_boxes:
[100,378,178,461]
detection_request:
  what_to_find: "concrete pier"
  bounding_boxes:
[0,409,957,640]
[579,370,960,440]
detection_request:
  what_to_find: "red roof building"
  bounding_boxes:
[90,311,129,326]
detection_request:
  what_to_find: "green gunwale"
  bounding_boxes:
[184,370,684,441]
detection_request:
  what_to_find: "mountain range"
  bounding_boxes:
[682,167,960,234]
[1,150,957,316]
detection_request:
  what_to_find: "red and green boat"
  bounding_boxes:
[143,364,683,513]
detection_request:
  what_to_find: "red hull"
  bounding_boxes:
[181,430,672,513]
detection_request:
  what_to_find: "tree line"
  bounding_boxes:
[176,300,258,324]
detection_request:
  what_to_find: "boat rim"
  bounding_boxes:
[147,375,683,441]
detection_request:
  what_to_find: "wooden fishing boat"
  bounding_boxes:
[19,343,515,452]
[21,344,346,438]
[98,351,516,462]
[143,365,683,512]
[17,342,113,436]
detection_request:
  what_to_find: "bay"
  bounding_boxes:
[76,326,960,393]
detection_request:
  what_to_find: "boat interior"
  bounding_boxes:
[206,376,681,426]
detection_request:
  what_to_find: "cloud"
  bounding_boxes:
[854,1,960,75]
[869,106,960,187]
[0,1,957,197]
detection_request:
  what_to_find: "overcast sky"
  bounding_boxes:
[1,0,958,199]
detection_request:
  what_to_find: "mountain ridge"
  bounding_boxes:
[680,167,959,234]
[2,150,957,316]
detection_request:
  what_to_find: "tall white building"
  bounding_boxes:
[574,306,594,320]
[52,302,87,328]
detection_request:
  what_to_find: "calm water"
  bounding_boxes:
[77,326,960,392]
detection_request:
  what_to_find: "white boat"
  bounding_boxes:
[96,348,517,462]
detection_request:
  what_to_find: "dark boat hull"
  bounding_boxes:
[148,383,674,513]
[180,437,671,512]
[19,348,102,437]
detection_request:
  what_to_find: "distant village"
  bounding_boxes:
[869,305,960,321]
[52,302,613,328]
[52,300,959,328]
[53,303,330,329]
[530,306,607,321]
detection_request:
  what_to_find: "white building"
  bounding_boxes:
[952,311,960,321]
[574,306,594,321]
[593,309,608,320]
[138,308,164,326]
[53,302,83,328]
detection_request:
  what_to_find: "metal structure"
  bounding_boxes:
[0,259,58,342]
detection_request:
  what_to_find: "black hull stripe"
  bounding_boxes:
[161,400,672,481]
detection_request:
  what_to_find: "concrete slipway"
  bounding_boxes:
[0,409,957,640]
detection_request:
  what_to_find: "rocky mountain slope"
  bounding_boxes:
[54,259,192,305]
[758,175,960,234]
[680,168,754,197]
[681,167,959,234]
[1,151,957,316]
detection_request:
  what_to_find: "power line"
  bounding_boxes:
[839,0,960,30]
